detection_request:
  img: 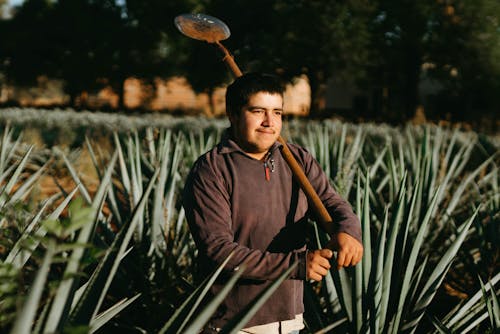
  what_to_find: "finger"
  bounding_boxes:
[307,266,327,281]
[315,256,332,270]
[313,263,330,276]
[336,250,346,270]
[308,272,322,282]
[309,260,329,276]
[343,252,353,268]
[319,249,333,259]
[352,249,363,265]
[309,251,332,269]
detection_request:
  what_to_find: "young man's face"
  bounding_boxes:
[229,92,283,160]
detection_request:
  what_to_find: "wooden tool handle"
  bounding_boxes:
[218,41,334,231]
[277,136,334,230]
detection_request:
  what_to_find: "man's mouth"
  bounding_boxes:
[256,128,275,134]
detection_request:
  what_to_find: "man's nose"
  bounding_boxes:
[262,111,274,127]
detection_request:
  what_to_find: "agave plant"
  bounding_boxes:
[1,117,498,334]
[289,121,498,334]
[429,273,500,333]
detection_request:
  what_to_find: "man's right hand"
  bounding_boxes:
[306,249,333,281]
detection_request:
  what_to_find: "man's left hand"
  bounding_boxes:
[326,232,363,270]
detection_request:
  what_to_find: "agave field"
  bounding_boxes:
[0,107,498,334]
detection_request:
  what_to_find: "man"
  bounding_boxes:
[183,73,363,334]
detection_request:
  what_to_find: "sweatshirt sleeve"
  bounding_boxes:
[292,144,362,244]
[183,157,307,281]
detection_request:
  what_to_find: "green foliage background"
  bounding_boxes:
[0,0,499,121]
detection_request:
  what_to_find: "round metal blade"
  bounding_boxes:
[174,13,230,43]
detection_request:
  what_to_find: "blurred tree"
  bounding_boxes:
[424,0,500,121]
[119,0,220,112]
[197,0,282,107]
[271,0,375,116]
[46,0,120,106]
[0,0,8,18]
[368,0,500,121]
[124,0,232,114]
[0,0,55,88]
[196,0,375,116]
[368,0,443,121]
[0,0,130,108]
[0,0,498,120]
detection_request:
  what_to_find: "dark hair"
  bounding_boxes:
[225,72,285,117]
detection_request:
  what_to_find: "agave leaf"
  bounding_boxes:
[85,136,102,180]
[442,129,459,173]
[460,313,490,334]
[145,127,156,165]
[452,136,476,180]
[86,138,121,229]
[403,208,478,333]
[126,134,143,241]
[89,294,141,333]
[369,146,388,179]
[379,174,407,331]
[113,132,130,194]
[430,142,470,224]
[164,141,183,246]
[69,167,159,326]
[4,193,59,264]
[0,124,11,173]
[418,209,478,300]
[44,153,118,332]
[400,179,421,259]
[0,163,17,187]
[181,264,247,334]
[370,207,388,334]
[32,293,53,334]
[445,300,488,332]
[336,124,346,176]
[444,272,500,328]
[387,141,399,202]
[9,161,48,203]
[104,184,123,227]
[427,313,453,334]
[309,186,354,330]
[59,149,92,204]
[304,281,328,331]
[10,240,56,334]
[354,256,363,332]
[0,146,33,206]
[0,125,22,177]
[479,276,500,330]
[490,281,500,330]
[479,276,495,330]
[444,155,496,222]
[331,263,353,323]
[218,263,297,334]
[391,185,440,333]
[175,207,186,241]
[361,170,372,292]
[69,245,133,314]
[149,131,171,256]
[7,188,78,269]
[159,253,235,334]
[407,255,429,304]
[314,317,348,334]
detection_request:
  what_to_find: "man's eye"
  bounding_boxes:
[274,111,282,116]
